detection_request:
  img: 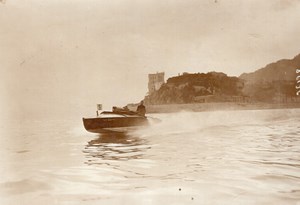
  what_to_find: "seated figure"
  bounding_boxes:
[136,101,146,116]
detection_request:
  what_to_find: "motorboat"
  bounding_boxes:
[82,107,149,133]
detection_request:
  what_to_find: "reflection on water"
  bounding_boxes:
[83,132,151,165]
[2,109,300,204]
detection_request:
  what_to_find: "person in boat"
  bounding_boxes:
[136,100,146,116]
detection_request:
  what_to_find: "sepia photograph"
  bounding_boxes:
[1,0,300,204]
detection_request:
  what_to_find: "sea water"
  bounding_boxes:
[0,109,300,204]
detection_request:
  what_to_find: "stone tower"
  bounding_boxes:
[148,72,165,94]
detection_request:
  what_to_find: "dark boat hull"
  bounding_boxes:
[82,116,148,133]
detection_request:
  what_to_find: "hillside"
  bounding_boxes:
[145,72,245,105]
[239,54,300,83]
[144,54,300,105]
[239,54,300,102]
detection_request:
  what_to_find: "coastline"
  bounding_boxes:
[140,102,300,114]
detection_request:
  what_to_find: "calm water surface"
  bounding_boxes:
[1,109,300,204]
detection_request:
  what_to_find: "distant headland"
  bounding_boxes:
[129,54,300,113]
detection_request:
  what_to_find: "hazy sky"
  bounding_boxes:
[1,0,300,118]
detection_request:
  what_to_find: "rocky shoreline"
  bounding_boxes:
[137,102,300,114]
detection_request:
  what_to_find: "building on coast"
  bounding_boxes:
[148,72,165,94]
